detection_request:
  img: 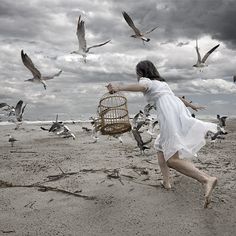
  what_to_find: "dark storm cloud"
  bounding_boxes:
[108,0,236,48]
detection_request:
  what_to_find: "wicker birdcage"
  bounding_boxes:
[98,92,131,135]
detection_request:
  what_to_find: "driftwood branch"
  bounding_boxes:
[45,167,113,183]
[0,180,95,200]
[10,150,37,154]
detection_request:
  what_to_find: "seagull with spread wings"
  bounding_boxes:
[193,40,220,68]
[122,11,158,43]
[21,50,62,90]
[71,15,111,62]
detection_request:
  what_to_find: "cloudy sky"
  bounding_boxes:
[0,0,236,121]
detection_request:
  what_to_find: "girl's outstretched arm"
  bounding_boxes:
[178,96,206,112]
[106,83,146,93]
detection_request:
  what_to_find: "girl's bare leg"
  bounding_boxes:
[157,151,171,189]
[167,152,217,208]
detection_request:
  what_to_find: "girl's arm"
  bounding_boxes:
[178,96,206,112]
[106,83,146,93]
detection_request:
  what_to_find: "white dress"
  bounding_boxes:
[139,77,217,161]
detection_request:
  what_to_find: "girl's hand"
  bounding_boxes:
[106,83,120,94]
[191,104,206,112]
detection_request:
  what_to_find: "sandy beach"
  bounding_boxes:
[0,119,235,236]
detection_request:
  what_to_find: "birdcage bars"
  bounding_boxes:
[98,92,131,135]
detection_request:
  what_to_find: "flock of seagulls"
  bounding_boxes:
[83,103,158,153]
[19,10,225,92]
[1,10,233,149]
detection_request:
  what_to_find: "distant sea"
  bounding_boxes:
[0,120,91,126]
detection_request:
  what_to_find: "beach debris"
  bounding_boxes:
[71,15,111,62]
[45,166,80,182]
[10,150,37,154]
[1,230,16,234]
[129,165,150,176]
[24,201,36,209]
[122,11,158,43]
[82,126,92,132]
[105,168,124,185]
[0,179,96,200]
[21,50,62,90]
[193,39,220,68]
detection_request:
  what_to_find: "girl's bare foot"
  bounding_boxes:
[203,177,217,208]
[161,181,172,190]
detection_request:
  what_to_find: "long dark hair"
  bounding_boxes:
[136,60,165,81]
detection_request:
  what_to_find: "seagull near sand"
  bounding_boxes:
[71,15,111,62]
[8,135,18,147]
[0,103,14,113]
[14,100,27,130]
[21,50,62,90]
[15,100,27,123]
[122,11,158,43]
[1,100,27,126]
[217,114,228,133]
[131,127,152,154]
[193,40,220,68]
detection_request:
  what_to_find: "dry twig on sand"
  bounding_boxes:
[0,180,96,200]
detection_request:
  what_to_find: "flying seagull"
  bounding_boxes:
[21,50,62,90]
[122,11,158,43]
[71,15,111,62]
[193,40,220,68]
